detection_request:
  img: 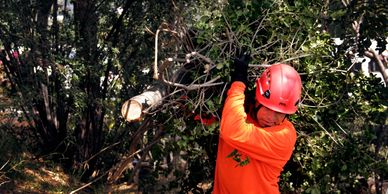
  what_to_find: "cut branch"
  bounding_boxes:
[121,85,166,122]
[123,22,225,122]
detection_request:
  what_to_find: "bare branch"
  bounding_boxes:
[153,23,179,80]
[70,171,109,194]
[107,118,152,184]
[162,75,223,91]
[368,49,388,85]
[0,160,10,171]
[311,116,343,146]
[248,64,272,68]
[81,141,122,166]
[250,9,270,47]
[341,0,350,7]
[281,54,312,63]
[152,22,222,92]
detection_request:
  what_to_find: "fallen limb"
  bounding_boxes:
[121,85,166,122]
[106,118,152,184]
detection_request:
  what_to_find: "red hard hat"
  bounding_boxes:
[255,64,302,114]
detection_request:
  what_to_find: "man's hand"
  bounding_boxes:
[231,50,251,85]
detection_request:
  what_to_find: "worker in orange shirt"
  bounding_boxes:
[213,51,302,194]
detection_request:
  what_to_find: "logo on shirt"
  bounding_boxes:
[227,149,250,167]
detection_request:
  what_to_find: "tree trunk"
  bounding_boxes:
[73,0,103,179]
[31,0,69,152]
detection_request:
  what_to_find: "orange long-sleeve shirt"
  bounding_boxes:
[213,82,297,194]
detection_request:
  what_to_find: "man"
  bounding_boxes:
[213,52,302,194]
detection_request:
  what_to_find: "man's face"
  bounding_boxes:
[256,105,286,128]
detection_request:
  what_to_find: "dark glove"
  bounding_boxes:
[231,50,251,85]
[244,89,256,113]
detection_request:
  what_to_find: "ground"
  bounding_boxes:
[0,152,141,193]
[0,152,78,193]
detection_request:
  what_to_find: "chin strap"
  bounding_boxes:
[249,104,262,123]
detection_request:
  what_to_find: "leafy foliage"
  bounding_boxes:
[0,0,387,193]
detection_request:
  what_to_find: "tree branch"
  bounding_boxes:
[153,23,178,80]
[367,49,388,85]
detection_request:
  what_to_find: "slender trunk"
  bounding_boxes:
[73,0,103,179]
[35,0,69,153]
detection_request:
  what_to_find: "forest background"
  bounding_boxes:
[0,0,387,193]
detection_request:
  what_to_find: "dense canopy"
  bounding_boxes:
[0,0,387,193]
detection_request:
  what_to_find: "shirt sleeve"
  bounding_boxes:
[220,82,296,165]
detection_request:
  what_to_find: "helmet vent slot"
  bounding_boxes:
[263,90,271,99]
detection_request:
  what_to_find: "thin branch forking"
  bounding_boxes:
[153,24,178,80]
[153,23,223,90]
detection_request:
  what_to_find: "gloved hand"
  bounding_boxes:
[244,89,256,114]
[231,50,251,85]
